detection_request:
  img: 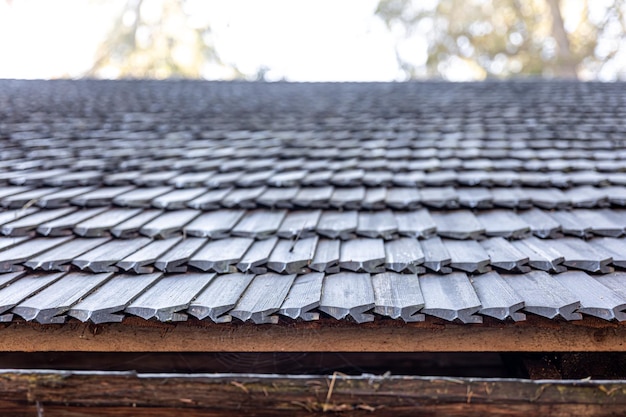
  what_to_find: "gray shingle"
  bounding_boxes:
[74,208,142,237]
[237,237,278,274]
[154,237,206,273]
[330,187,365,209]
[319,272,375,323]
[36,187,96,208]
[267,237,318,274]
[222,186,266,208]
[357,211,398,239]
[37,207,106,236]
[392,170,425,187]
[331,169,364,186]
[300,171,333,187]
[1,187,60,209]
[420,236,452,273]
[0,236,29,252]
[517,208,562,239]
[503,271,581,320]
[0,236,73,272]
[12,272,112,324]
[72,238,151,273]
[25,237,109,272]
[480,237,530,272]
[0,186,32,201]
[362,170,393,186]
[372,272,425,322]
[527,188,570,209]
[471,271,525,321]
[385,188,421,209]
[279,272,324,321]
[491,187,531,208]
[339,238,386,273]
[230,273,296,324]
[575,209,625,237]
[606,186,626,206]
[362,187,387,210]
[125,272,215,321]
[117,237,181,273]
[476,210,531,239]
[593,272,626,301]
[186,188,232,210]
[456,187,493,209]
[234,171,274,187]
[431,210,485,240]
[0,272,64,315]
[549,210,592,238]
[140,209,200,239]
[510,237,566,273]
[588,237,626,268]
[549,238,613,273]
[71,186,135,207]
[151,188,207,209]
[184,209,244,239]
[268,170,308,187]
[188,273,254,322]
[554,271,626,321]
[310,239,341,273]
[110,209,162,238]
[565,186,608,208]
[2,207,76,236]
[10,169,68,186]
[419,187,459,208]
[419,272,482,323]
[293,186,334,207]
[423,171,457,187]
[317,210,358,239]
[68,272,162,323]
[168,172,215,188]
[277,210,321,239]
[113,186,173,207]
[189,237,254,273]
[231,209,287,239]
[45,170,102,187]
[257,187,299,208]
[384,238,425,273]
[443,239,491,274]
[395,209,436,238]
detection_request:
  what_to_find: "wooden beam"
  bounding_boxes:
[0,352,509,375]
[0,316,625,352]
[0,370,625,417]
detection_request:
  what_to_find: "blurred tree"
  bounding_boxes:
[376,0,626,80]
[87,0,240,79]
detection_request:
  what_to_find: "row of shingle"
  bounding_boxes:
[4,165,626,189]
[7,120,626,137]
[1,184,625,211]
[2,205,626,241]
[0,269,624,325]
[4,81,626,136]
[7,145,626,167]
[1,234,625,275]
[7,119,626,138]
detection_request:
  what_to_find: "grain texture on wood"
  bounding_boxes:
[0,317,625,352]
[0,370,624,417]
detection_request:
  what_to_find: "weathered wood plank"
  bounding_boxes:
[0,317,625,352]
[0,371,625,417]
[7,403,623,417]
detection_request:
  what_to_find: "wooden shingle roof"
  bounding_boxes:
[1,79,626,349]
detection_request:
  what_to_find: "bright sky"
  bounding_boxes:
[0,0,404,81]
